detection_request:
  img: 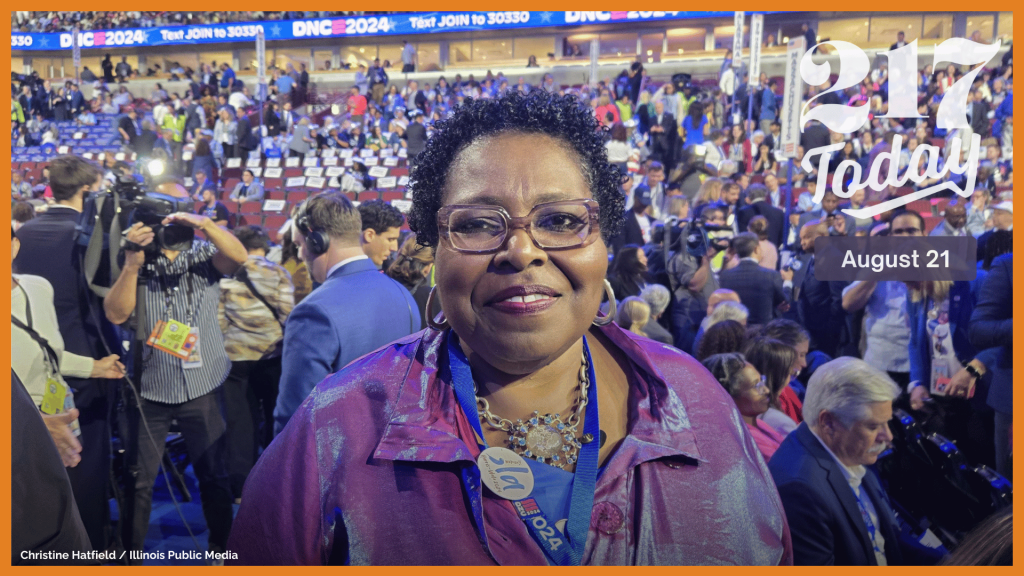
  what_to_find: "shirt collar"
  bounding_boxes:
[326,254,369,278]
[48,203,82,213]
[809,427,867,489]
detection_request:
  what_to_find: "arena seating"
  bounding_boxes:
[13,116,415,242]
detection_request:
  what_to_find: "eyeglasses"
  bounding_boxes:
[752,374,769,391]
[891,227,923,236]
[437,199,601,254]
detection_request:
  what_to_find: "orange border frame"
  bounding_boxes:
[4,2,1019,571]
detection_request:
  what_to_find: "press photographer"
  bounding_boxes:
[102,179,246,563]
[665,206,732,352]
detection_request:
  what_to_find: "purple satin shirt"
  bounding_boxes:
[228,324,793,565]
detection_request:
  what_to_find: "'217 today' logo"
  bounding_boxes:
[799,39,1001,219]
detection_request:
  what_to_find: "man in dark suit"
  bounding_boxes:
[797,219,846,357]
[19,84,33,118]
[649,99,678,172]
[969,88,989,138]
[889,31,906,51]
[117,107,141,148]
[405,110,428,166]
[190,78,204,101]
[67,82,85,117]
[797,189,857,239]
[764,121,783,154]
[969,253,1013,479]
[182,95,205,143]
[13,155,119,552]
[235,114,259,160]
[769,357,942,565]
[190,169,218,200]
[801,120,831,152]
[610,184,652,257]
[736,184,785,248]
[975,201,1012,260]
[298,63,310,105]
[274,193,420,435]
[263,102,282,137]
[718,233,788,325]
[132,120,159,157]
[801,23,818,52]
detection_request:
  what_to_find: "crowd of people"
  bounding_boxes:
[12,11,386,33]
[10,22,1014,567]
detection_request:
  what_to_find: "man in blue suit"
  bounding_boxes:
[769,357,942,565]
[67,81,86,118]
[969,253,1012,479]
[274,193,420,435]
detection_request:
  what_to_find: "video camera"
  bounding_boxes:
[113,176,194,252]
[686,218,732,258]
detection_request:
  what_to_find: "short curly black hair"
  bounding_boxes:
[357,199,406,233]
[408,90,625,247]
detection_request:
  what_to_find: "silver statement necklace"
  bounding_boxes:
[475,351,592,470]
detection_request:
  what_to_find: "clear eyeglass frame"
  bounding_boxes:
[436,199,601,254]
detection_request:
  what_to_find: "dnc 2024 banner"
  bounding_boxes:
[11,11,738,51]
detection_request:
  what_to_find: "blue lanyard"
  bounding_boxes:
[853,485,885,560]
[448,334,600,566]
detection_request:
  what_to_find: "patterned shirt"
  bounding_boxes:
[136,239,230,404]
[219,255,294,362]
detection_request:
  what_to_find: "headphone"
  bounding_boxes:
[295,208,330,257]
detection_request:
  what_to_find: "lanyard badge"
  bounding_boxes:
[146,264,201,363]
[147,319,198,360]
[449,335,600,566]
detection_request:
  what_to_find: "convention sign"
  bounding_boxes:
[12,12,739,51]
[731,12,744,67]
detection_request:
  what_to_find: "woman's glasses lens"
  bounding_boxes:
[446,203,593,251]
[532,204,591,246]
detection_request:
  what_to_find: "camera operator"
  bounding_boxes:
[102,179,247,562]
[665,208,727,353]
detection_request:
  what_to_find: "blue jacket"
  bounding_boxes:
[760,87,778,122]
[969,254,1012,415]
[274,258,421,434]
[220,67,236,89]
[992,91,1011,138]
[69,90,85,115]
[769,423,939,565]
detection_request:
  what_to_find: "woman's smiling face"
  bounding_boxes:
[434,132,609,374]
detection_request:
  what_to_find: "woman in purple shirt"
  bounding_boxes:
[228,91,792,566]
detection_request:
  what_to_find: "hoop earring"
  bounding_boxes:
[425,285,449,331]
[593,279,617,326]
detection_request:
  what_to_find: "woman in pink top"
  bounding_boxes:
[702,352,787,462]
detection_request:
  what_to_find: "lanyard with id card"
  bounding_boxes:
[12,284,81,436]
[146,264,202,368]
[449,334,600,566]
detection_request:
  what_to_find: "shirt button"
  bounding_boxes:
[662,459,683,469]
[591,501,624,535]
